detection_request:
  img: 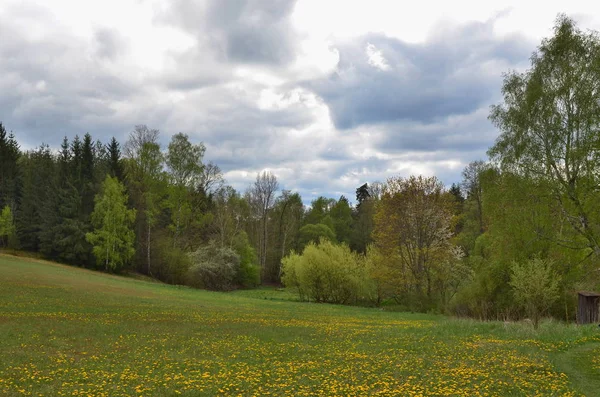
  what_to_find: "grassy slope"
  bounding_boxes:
[1,254,599,396]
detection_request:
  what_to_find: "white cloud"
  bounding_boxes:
[3,0,600,203]
[366,43,391,71]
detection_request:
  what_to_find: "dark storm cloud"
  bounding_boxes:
[307,19,533,130]
[373,111,498,154]
[158,0,299,65]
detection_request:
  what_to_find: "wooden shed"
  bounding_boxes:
[577,291,600,325]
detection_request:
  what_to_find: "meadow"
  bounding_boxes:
[1,254,600,396]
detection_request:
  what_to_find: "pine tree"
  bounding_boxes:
[81,133,96,218]
[0,123,21,212]
[107,137,123,180]
[17,146,55,251]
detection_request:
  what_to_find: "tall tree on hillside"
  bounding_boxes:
[124,127,165,275]
[461,160,487,234]
[351,183,378,254]
[489,15,600,258]
[40,137,92,266]
[17,145,55,252]
[198,162,224,196]
[0,123,21,213]
[107,137,123,180]
[86,176,136,272]
[81,133,97,219]
[247,171,279,279]
[125,124,159,159]
[165,133,205,247]
[330,196,353,244]
[304,196,336,226]
[270,190,304,281]
[213,186,250,247]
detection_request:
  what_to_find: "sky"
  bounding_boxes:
[1,0,600,204]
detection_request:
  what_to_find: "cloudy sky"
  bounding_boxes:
[1,0,599,204]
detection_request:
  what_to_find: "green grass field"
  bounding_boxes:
[1,254,600,396]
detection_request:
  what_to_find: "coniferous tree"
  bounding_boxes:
[81,133,96,219]
[40,137,92,266]
[17,145,55,251]
[107,137,123,180]
[0,123,21,213]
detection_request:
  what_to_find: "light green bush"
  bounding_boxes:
[510,257,561,329]
[281,240,374,304]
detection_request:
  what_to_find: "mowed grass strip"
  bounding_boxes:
[1,254,599,396]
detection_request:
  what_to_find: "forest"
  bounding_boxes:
[1,16,599,326]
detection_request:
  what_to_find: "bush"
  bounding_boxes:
[232,232,260,288]
[153,237,192,285]
[187,242,240,291]
[281,240,374,304]
[510,257,561,329]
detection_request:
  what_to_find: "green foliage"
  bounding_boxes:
[86,176,136,272]
[489,15,600,258]
[187,241,240,291]
[16,145,55,252]
[351,184,377,254]
[329,196,353,244]
[281,240,373,304]
[303,196,335,226]
[152,235,192,285]
[510,258,561,329]
[124,131,167,274]
[297,223,336,251]
[0,123,20,212]
[373,175,461,310]
[165,133,206,247]
[106,137,123,180]
[232,232,260,288]
[0,206,16,248]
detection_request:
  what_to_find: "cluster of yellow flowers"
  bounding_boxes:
[0,311,583,396]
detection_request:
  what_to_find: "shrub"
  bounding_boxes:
[187,242,240,291]
[281,240,374,304]
[510,257,561,329]
[232,232,260,288]
[153,237,192,285]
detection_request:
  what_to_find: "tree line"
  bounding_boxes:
[0,123,380,287]
[1,15,599,325]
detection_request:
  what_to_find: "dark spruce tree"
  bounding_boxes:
[0,123,21,212]
[107,137,123,180]
[17,145,55,252]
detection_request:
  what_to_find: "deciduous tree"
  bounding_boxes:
[489,15,600,258]
[373,175,462,309]
[86,176,136,272]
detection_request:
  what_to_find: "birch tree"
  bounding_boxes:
[86,176,136,272]
[489,15,600,258]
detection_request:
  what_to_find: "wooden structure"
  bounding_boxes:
[577,291,600,325]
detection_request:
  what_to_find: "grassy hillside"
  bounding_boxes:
[1,254,600,396]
